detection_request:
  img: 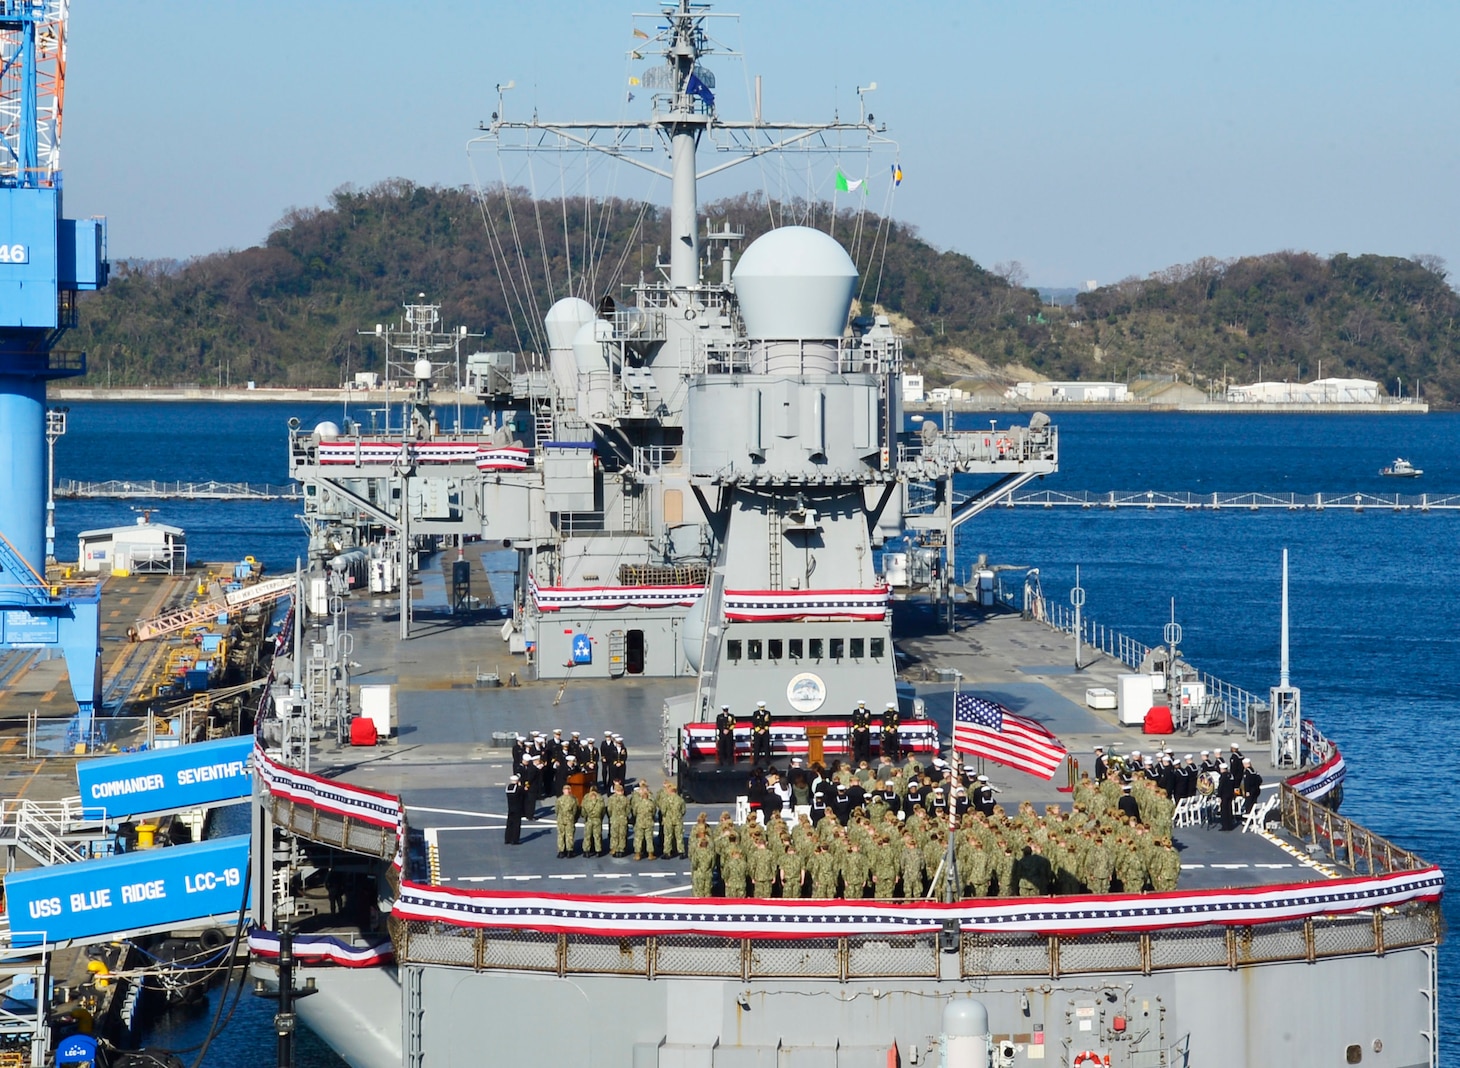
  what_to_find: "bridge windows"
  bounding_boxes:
[768,639,783,661]
[725,633,888,665]
[870,637,885,659]
[789,639,803,660]
[850,637,865,659]
[809,638,824,660]
[829,638,844,659]
[727,639,742,661]
[747,639,763,661]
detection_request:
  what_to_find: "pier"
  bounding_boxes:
[56,479,301,501]
[989,489,1460,511]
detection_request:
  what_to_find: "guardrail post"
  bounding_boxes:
[1303,919,1316,964]
[741,939,752,982]
[1225,928,1238,970]
[647,936,658,980]
[1373,912,1385,958]
[838,937,849,983]
[1049,935,1060,979]
[557,934,568,978]
[1139,933,1152,976]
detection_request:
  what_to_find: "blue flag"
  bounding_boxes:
[686,71,714,108]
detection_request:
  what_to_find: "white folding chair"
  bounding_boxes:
[1242,794,1279,833]
[734,795,750,825]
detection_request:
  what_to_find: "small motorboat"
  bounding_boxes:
[1380,458,1422,478]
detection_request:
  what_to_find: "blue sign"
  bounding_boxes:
[2,609,59,645]
[55,1033,99,1066]
[572,633,593,664]
[75,735,254,818]
[5,834,250,948]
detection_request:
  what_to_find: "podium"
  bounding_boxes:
[806,725,828,766]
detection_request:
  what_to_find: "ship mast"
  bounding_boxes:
[664,1,705,288]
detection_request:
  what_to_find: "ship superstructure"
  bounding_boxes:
[257,5,1443,1068]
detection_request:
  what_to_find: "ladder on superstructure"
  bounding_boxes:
[767,508,783,590]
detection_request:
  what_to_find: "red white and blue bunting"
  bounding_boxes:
[392,865,1443,940]
[723,587,891,622]
[255,745,403,831]
[680,720,939,758]
[476,447,532,470]
[528,575,703,612]
[1286,750,1346,802]
[248,928,395,968]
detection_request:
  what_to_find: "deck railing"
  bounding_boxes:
[1040,602,1262,727]
[386,904,1438,981]
[1279,784,1430,875]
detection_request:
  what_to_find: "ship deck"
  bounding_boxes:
[302,579,1353,899]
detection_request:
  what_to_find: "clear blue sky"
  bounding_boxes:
[60,1,1460,288]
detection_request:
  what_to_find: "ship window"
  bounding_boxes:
[829,638,845,659]
[768,639,783,660]
[789,639,803,660]
[748,639,763,660]
[870,637,885,659]
[727,640,742,662]
[809,638,824,659]
[850,638,865,659]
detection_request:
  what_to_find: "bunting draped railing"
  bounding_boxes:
[253,748,1442,962]
[722,587,890,622]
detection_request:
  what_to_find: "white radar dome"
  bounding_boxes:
[544,297,597,351]
[314,420,341,439]
[732,226,857,341]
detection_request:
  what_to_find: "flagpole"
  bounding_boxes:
[945,673,961,902]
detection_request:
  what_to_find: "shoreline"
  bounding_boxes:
[49,387,1436,413]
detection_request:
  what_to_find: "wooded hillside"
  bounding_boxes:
[72,180,1460,403]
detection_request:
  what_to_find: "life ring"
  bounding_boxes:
[1072,1053,1110,1067]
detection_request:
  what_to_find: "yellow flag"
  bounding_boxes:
[632,27,649,39]
[629,76,640,86]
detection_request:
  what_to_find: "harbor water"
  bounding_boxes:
[51,402,1456,1061]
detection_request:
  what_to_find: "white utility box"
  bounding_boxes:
[1085,687,1117,711]
[1117,673,1156,726]
[360,684,394,738]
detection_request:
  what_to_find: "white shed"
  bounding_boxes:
[78,519,188,575]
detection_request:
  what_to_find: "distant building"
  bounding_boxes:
[78,519,188,575]
[1225,378,1379,404]
[899,371,924,404]
[1007,381,1129,403]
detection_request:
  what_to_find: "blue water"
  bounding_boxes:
[50,403,1454,1061]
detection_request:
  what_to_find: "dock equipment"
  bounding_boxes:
[0,1,110,734]
[128,576,295,642]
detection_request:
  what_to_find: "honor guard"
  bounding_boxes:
[1092,745,1108,781]
[974,775,997,816]
[751,700,773,763]
[850,700,873,764]
[880,701,900,761]
[715,704,737,765]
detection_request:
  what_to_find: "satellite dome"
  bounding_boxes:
[314,420,341,440]
[544,297,597,351]
[733,227,857,340]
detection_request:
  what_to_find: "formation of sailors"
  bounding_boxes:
[685,781,1181,901]
[1093,742,1263,831]
[504,729,629,817]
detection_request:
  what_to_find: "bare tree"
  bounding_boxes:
[1411,253,1449,282]
[992,260,1028,289]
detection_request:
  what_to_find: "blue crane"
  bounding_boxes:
[0,1,109,736]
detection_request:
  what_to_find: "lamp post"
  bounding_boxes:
[44,407,67,565]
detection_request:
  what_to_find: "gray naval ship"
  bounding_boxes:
[250,4,1444,1066]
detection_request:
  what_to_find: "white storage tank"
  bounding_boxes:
[883,552,909,588]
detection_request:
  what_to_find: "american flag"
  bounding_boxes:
[953,693,1067,780]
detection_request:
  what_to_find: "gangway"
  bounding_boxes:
[0,797,112,867]
[129,576,295,642]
